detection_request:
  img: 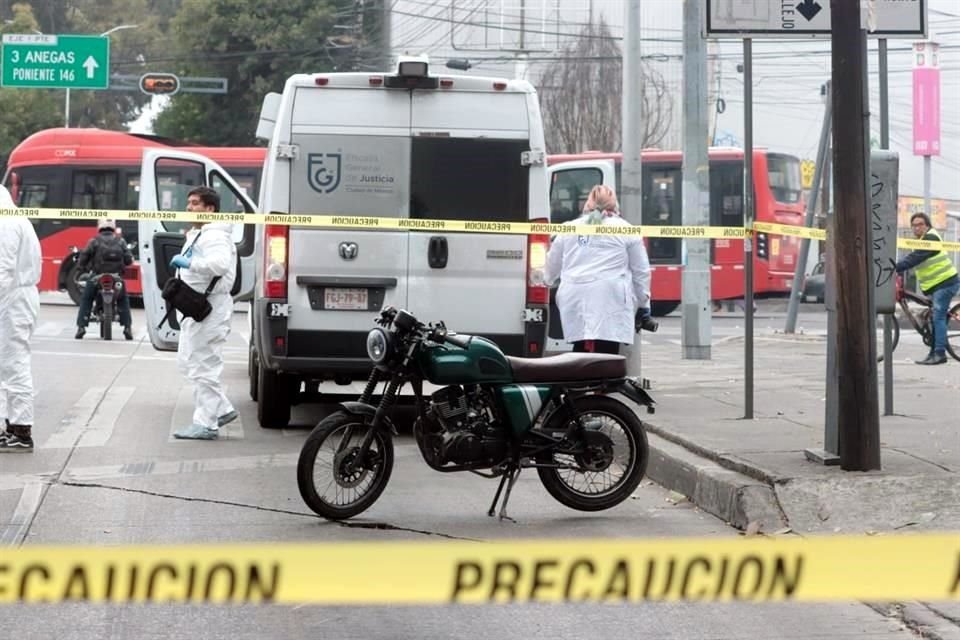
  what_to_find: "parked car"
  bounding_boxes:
[802,259,825,303]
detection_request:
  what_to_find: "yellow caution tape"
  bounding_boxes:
[1,207,957,251]
[0,534,957,605]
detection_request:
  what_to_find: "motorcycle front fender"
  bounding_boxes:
[338,401,399,436]
[616,378,656,414]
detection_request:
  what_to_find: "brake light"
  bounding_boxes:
[314,77,329,86]
[439,78,454,88]
[264,224,288,298]
[526,219,550,305]
[493,81,507,91]
[369,76,384,86]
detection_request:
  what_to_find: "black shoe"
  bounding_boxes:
[916,353,947,365]
[75,327,85,340]
[123,326,134,340]
[0,433,34,452]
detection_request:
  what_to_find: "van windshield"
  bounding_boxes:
[410,138,529,223]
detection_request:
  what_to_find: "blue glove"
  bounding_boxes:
[169,255,192,270]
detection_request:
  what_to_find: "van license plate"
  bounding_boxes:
[323,288,368,310]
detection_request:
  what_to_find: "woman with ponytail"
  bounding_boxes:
[544,184,653,354]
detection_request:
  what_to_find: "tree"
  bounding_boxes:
[153,0,360,145]
[534,19,673,154]
[0,4,63,156]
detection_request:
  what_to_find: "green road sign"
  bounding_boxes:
[1,34,109,89]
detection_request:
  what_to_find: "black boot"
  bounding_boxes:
[0,424,33,452]
[75,327,86,339]
[123,325,134,340]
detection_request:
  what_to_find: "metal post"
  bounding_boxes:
[64,88,70,128]
[785,81,831,334]
[681,0,711,360]
[924,156,932,218]
[622,0,644,377]
[743,38,754,419]
[879,39,894,416]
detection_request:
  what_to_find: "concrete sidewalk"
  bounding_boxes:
[636,329,960,536]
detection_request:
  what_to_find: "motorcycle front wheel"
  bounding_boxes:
[537,395,649,512]
[297,411,394,521]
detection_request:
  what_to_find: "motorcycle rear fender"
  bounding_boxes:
[615,378,656,414]
[338,401,399,436]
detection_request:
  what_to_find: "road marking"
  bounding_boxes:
[33,321,64,337]
[42,387,136,449]
[41,388,105,449]
[30,349,245,365]
[63,453,299,482]
[169,385,245,441]
[76,386,136,448]
[0,481,45,546]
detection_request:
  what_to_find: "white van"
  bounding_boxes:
[137,57,551,429]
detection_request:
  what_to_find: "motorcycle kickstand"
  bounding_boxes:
[486,466,521,523]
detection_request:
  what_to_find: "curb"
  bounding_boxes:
[644,431,788,532]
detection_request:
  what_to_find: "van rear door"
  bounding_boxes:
[284,87,410,352]
[405,92,531,353]
[138,149,257,351]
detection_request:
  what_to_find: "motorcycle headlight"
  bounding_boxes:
[366,328,392,364]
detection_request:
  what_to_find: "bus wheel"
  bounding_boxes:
[651,301,679,317]
[65,263,84,306]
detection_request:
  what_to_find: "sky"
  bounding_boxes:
[389,0,960,202]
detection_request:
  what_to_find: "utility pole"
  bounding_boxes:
[680,0,710,360]
[380,0,392,70]
[831,0,881,471]
[622,0,643,376]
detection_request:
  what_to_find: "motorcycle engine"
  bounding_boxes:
[414,385,508,468]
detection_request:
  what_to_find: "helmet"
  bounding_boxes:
[97,218,116,230]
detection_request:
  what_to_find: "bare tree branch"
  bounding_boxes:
[535,19,673,154]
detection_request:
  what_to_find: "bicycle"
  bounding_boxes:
[877,275,960,362]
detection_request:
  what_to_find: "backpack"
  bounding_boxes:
[95,235,126,274]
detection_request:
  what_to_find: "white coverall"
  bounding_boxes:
[544,214,651,345]
[176,223,237,429]
[0,186,42,426]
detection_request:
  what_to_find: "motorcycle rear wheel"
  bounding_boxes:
[536,396,649,512]
[100,306,113,341]
[297,411,394,521]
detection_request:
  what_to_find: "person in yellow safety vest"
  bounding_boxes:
[895,212,960,365]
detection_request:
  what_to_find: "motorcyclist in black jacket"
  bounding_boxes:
[75,219,134,340]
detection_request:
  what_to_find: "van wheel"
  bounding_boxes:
[257,360,292,429]
[248,346,259,402]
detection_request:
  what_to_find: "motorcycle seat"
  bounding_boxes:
[505,353,626,383]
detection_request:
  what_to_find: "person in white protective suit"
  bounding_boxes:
[544,184,653,355]
[0,185,42,452]
[170,186,238,440]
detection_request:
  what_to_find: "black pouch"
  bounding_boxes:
[161,276,221,322]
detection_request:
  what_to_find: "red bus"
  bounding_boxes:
[547,148,805,315]
[2,128,266,304]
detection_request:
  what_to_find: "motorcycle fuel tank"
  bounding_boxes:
[419,336,513,385]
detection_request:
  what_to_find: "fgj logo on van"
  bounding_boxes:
[307,153,342,194]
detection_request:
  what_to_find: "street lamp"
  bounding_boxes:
[65,24,139,128]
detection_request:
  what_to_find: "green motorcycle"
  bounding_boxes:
[297,306,654,521]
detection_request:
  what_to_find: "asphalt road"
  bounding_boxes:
[0,297,926,639]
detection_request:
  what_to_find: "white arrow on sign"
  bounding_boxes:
[82,55,99,79]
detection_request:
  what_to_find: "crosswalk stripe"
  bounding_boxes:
[169,385,245,441]
[42,388,106,449]
[41,387,136,449]
[0,481,45,546]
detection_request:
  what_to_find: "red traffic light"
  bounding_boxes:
[139,73,180,96]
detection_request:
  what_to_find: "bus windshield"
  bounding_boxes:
[766,153,802,204]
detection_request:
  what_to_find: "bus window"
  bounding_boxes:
[710,161,744,227]
[550,167,602,224]
[19,183,49,207]
[642,166,682,263]
[766,153,802,204]
[72,171,119,209]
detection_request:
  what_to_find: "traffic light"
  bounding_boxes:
[139,73,180,96]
